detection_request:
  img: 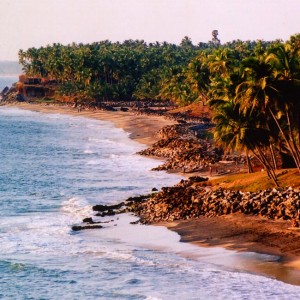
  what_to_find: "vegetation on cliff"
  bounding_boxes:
[18,34,300,184]
[18,37,277,104]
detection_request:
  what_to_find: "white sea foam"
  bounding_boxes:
[61,197,93,221]
[83,149,96,154]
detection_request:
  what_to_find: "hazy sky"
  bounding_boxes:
[0,0,299,61]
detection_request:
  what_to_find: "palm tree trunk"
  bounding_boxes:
[270,144,278,170]
[257,146,279,184]
[246,150,253,173]
[252,147,279,187]
[286,107,300,165]
[268,107,300,171]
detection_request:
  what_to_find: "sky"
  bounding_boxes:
[0,0,299,61]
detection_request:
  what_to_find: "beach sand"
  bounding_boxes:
[5,102,300,284]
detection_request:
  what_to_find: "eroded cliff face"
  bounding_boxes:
[16,75,56,98]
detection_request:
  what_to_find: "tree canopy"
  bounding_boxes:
[19,34,300,179]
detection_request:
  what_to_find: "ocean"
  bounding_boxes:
[0,75,18,92]
[1,76,300,299]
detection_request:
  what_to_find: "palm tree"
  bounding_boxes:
[236,45,300,171]
[266,42,300,169]
[213,100,278,185]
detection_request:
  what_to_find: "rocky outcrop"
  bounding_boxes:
[138,124,224,172]
[72,175,300,231]
[127,178,300,224]
[65,109,295,231]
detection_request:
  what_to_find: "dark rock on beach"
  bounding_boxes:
[124,177,300,225]
[92,203,127,217]
[82,217,113,224]
[95,209,118,217]
[72,224,103,231]
[92,202,125,212]
[82,217,94,223]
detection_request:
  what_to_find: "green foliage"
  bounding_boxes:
[206,33,300,180]
[18,34,300,177]
[18,39,199,102]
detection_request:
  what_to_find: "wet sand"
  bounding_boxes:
[163,214,300,285]
[5,102,300,285]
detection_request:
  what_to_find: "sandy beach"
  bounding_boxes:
[5,102,300,285]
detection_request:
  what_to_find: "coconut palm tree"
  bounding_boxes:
[235,45,300,171]
[266,42,300,169]
[213,100,278,184]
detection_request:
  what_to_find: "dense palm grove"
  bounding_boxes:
[18,34,300,184]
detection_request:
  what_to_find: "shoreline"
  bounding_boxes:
[4,102,175,146]
[3,102,300,285]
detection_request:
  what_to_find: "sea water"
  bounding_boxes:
[0,75,18,92]
[1,89,300,299]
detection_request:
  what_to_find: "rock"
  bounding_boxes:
[188,176,208,183]
[72,224,103,231]
[130,220,140,225]
[125,195,150,203]
[92,202,124,212]
[16,93,25,101]
[95,209,116,217]
[83,217,94,223]
[0,86,9,96]
[125,179,300,224]
[137,124,228,173]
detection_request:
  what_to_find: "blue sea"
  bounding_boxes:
[0,75,18,92]
[1,76,300,299]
